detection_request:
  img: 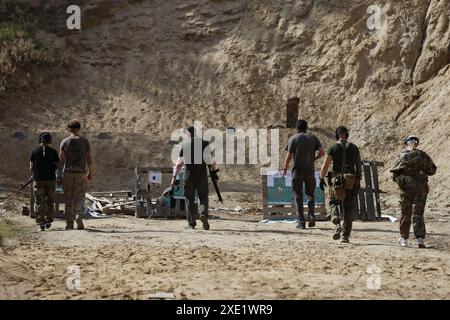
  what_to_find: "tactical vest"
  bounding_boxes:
[394,150,436,176]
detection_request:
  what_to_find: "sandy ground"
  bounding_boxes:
[1,207,449,300]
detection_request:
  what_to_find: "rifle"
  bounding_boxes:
[18,176,33,191]
[208,166,223,203]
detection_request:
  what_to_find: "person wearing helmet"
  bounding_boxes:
[58,120,93,230]
[390,135,437,248]
[29,132,60,231]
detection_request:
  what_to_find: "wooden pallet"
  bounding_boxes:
[355,161,384,221]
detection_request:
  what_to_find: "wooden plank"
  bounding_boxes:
[363,161,376,220]
[135,167,145,218]
[103,201,135,210]
[261,174,268,209]
[85,193,113,205]
[145,182,152,217]
[91,190,132,197]
[353,193,360,220]
[358,189,367,220]
[371,161,382,219]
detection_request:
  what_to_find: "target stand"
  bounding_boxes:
[261,171,327,221]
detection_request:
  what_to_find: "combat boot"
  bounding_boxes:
[333,224,342,240]
[200,215,210,230]
[341,237,349,243]
[45,223,51,230]
[65,222,74,230]
[76,217,84,230]
[40,224,46,231]
[308,215,316,228]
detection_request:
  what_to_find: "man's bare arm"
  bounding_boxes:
[320,155,332,180]
[86,151,93,180]
[283,153,293,175]
[315,147,325,160]
[172,158,184,178]
[209,159,217,172]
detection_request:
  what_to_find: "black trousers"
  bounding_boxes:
[184,171,209,226]
[292,169,316,221]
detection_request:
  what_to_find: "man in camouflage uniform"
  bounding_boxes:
[58,120,93,230]
[391,135,437,248]
[30,132,60,231]
[319,126,361,243]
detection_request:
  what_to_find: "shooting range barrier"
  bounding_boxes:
[261,161,384,221]
[135,166,193,219]
[261,170,327,220]
[354,161,384,221]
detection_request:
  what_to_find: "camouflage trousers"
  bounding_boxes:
[329,187,355,239]
[63,173,87,223]
[399,186,427,239]
[33,180,56,226]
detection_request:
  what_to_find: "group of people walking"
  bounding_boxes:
[282,120,436,248]
[28,119,436,248]
[29,120,92,231]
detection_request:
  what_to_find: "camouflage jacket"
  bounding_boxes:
[390,149,437,184]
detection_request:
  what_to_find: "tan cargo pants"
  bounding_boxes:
[63,173,87,223]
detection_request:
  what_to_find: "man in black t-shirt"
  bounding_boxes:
[29,132,60,231]
[172,127,218,230]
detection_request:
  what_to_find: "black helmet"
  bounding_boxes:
[404,135,419,145]
[39,132,52,144]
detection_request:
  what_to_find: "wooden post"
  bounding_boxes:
[371,161,382,219]
[145,181,152,218]
[261,174,269,219]
[363,161,376,220]
[135,167,145,218]
[353,193,360,220]
[358,189,367,221]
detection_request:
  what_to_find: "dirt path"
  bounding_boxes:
[1,212,449,300]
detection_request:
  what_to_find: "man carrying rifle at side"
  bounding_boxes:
[172,126,219,230]
[29,132,60,231]
[319,126,361,243]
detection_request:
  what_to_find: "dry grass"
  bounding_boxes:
[0,1,56,93]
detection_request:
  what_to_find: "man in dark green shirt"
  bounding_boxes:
[319,126,361,243]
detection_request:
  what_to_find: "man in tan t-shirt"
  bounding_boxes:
[58,120,93,230]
